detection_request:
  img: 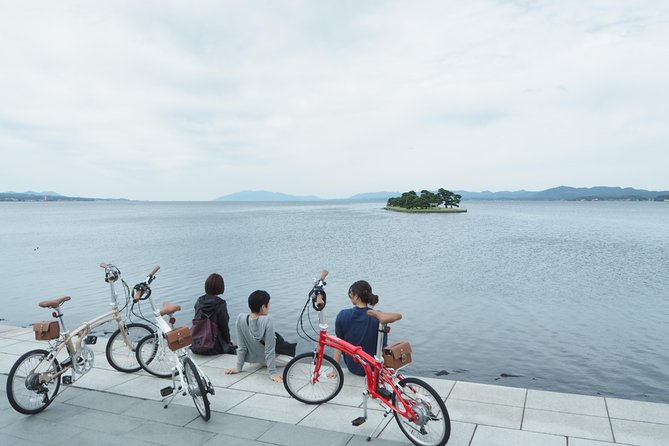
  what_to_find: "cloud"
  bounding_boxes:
[1,0,668,199]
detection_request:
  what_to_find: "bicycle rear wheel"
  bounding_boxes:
[393,377,450,446]
[136,333,175,378]
[283,352,343,404]
[7,349,61,414]
[106,323,154,373]
[182,357,210,421]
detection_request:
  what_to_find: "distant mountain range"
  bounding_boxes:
[217,187,669,202]
[3,186,669,203]
[0,191,127,202]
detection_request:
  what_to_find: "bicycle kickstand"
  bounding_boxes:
[160,369,179,409]
[366,407,392,442]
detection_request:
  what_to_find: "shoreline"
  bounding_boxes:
[384,206,467,213]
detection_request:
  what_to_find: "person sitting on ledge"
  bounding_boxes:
[225,290,294,382]
[332,280,386,376]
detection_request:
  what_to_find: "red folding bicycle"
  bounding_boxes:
[283,270,450,446]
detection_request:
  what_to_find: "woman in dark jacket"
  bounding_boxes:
[193,273,236,354]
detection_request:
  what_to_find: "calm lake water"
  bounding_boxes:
[1,200,668,403]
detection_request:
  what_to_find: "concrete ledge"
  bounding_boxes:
[1,324,668,445]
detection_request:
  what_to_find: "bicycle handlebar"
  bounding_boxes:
[310,269,328,311]
[133,265,161,302]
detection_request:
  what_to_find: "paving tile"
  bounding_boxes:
[190,352,240,368]
[172,386,254,413]
[64,388,143,414]
[127,398,202,426]
[446,398,523,429]
[56,430,156,446]
[0,416,86,443]
[523,408,613,442]
[0,341,45,355]
[345,434,409,445]
[258,421,352,446]
[58,408,146,434]
[126,420,214,445]
[449,381,526,407]
[298,401,387,436]
[186,411,274,439]
[0,431,24,446]
[471,424,566,446]
[610,419,669,446]
[568,438,633,446]
[416,376,456,400]
[29,399,88,422]
[200,363,250,388]
[607,397,669,425]
[228,393,318,424]
[230,370,292,397]
[526,389,608,417]
[202,433,269,446]
[72,367,139,391]
[105,374,166,400]
[379,417,475,446]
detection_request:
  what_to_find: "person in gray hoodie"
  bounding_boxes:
[225,290,283,382]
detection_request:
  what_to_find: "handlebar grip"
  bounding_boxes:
[100,262,108,269]
[319,269,328,281]
[149,265,160,277]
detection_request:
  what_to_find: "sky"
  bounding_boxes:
[0,0,667,201]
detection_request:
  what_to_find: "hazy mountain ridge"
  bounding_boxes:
[3,186,668,202]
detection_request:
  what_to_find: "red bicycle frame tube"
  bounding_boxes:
[316,329,417,422]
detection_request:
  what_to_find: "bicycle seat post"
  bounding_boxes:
[375,323,387,363]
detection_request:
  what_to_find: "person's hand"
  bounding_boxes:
[225,368,239,375]
[271,374,283,383]
[326,370,337,379]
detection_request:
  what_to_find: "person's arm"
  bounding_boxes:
[264,318,281,382]
[333,311,345,363]
[227,316,246,374]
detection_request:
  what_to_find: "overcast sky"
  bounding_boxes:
[1,1,667,200]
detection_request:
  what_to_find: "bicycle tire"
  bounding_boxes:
[393,377,451,446]
[182,357,210,421]
[283,352,344,404]
[7,349,61,414]
[135,333,176,378]
[105,322,154,373]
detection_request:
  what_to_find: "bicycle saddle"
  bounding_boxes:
[160,301,181,316]
[38,296,71,309]
[367,309,402,325]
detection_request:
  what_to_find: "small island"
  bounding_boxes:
[385,188,467,213]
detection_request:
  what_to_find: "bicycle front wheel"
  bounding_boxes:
[7,349,61,414]
[106,323,154,373]
[393,377,450,446]
[283,352,343,404]
[136,334,176,378]
[182,357,210,421]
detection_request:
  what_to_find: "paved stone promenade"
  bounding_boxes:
[1,324,668,446]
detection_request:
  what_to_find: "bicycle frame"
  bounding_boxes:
[312,311,418,423]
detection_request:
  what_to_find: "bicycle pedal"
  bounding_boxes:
[84,335,98,345]
[160,386,174,397]
[62,376,73,385]
[377,387,393,400]
[351,416,367,426]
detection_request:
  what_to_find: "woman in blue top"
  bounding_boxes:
[333,280,385,376]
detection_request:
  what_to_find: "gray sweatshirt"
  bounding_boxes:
[235,313,277,377]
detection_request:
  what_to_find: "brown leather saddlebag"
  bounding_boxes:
[166,326,192,351]
[33,321,60,341]
[383,341,412,369]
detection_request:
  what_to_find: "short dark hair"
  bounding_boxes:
[248,290,270,313]
[204,273,225,295]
